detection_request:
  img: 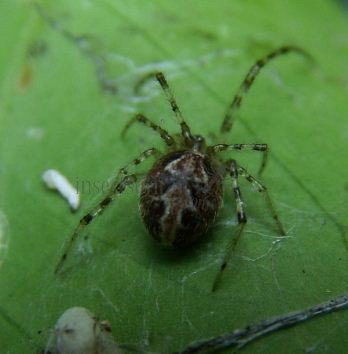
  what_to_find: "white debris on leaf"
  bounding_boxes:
[42,169,80,210]
[44,307,124,354]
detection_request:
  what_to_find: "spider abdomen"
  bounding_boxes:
[140,150,223,247]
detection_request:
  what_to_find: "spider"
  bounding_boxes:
[55,45,310,290]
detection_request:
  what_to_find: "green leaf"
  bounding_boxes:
[0,1,347,353]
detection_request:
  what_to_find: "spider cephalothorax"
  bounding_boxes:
[55,46,310,289]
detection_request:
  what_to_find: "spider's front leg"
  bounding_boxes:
[212,159,247,292]
[220,45,313,134]
[155,72,194,146]
[121,113,175,147]
[54,148,161,274]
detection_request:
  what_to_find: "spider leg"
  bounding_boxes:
[133,70,157,94]
[121,113,175,147]
[111,148,161,187]
[212,159,246,292]
[155,72,194,146]
[238,165,286,235]
[220,45,313,133]
[208,143,268,176]
[212,160,286,291]
[54,148,160,274]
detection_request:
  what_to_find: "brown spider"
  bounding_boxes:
[55,46,310,290]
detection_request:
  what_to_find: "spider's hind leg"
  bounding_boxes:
[238,165,286,235]
[212,159,247,292]
[54,147,161,274]
[212,160,286,291]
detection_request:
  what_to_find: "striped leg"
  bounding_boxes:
[220,46,313,133]
[155,72,194,146]
[133,71,157,94]
[115,148,161,181]
[238,166,286,235]
[54,148,160,274]
[212,159,247,292]
[208,143,269,176]
[121,113,175,147]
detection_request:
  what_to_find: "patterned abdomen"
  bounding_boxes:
[140,150,223,247]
